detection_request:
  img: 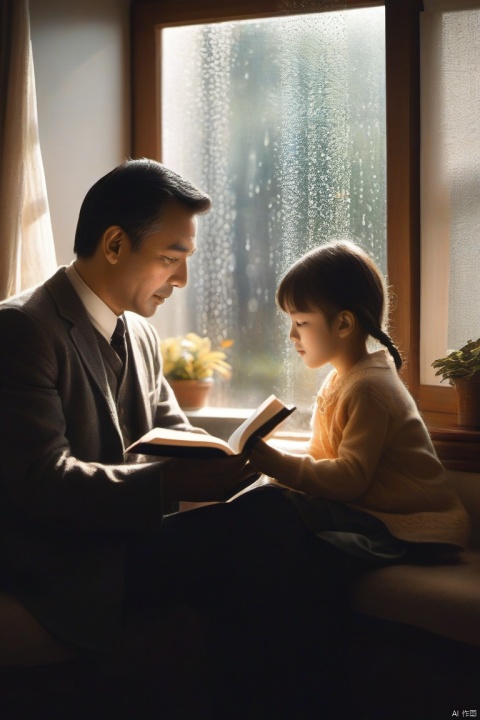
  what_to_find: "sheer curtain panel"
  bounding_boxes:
[0,0,57,300]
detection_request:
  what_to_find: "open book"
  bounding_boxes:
[126,394,296,459]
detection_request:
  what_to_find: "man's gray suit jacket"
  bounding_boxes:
[0,267,190,653]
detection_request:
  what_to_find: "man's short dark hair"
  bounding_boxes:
[74,158,212,258]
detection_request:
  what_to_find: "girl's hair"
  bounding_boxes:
[277,240,403,371]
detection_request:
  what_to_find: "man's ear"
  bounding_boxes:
[103,226,126,264]
[337,310,355,337]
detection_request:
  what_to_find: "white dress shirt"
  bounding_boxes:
[65,263,119,343]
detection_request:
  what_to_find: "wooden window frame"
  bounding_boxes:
[131,0,480,471]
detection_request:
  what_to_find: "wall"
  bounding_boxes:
[29,0,131,267]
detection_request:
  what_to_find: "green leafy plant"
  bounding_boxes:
[432,338,480,384]
[160,332,232,381]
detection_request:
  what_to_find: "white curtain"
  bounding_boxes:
[0,0,57,300]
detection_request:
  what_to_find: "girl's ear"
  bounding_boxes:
[337,310,355,337]
[103,226,127,264]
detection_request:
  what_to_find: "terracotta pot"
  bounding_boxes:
[454,375,480,429]
[168,379,212,411]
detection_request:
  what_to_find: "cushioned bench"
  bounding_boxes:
[347,470,480,720]
[350,469,480,647]
[1,469,479,719]
[351,548,480,647]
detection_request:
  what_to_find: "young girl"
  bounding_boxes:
[249,241,470,564]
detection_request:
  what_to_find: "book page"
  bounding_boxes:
[227,395,286,454]
[126,427,233,456]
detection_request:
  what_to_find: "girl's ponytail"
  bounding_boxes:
[374,329,403,371]
[358,312,403,371]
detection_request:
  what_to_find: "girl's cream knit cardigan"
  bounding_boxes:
[257,350,470,549]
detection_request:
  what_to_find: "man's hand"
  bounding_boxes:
[161,453,259,502]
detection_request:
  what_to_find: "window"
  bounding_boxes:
[420,6,480,387]
[132,0,480,468]
[159,8,385,421]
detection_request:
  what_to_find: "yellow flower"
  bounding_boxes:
[160,333,233,381]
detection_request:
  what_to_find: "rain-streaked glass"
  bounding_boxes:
[159,8,386,425]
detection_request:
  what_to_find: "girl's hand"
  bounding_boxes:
[249,438,289,480]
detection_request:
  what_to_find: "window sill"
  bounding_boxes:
[187,407,480,474]
[422,412,480,473]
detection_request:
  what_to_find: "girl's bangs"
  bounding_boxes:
[277,270,320,314]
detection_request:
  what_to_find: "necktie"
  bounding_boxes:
[111,317,127,366]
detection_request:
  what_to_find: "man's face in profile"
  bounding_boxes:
[107,202,198,317]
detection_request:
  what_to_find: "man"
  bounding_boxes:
[0,159,338,718]
[0,157,261,649]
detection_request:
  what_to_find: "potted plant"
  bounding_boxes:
[160,332,233,410]
[432,338,480,428]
